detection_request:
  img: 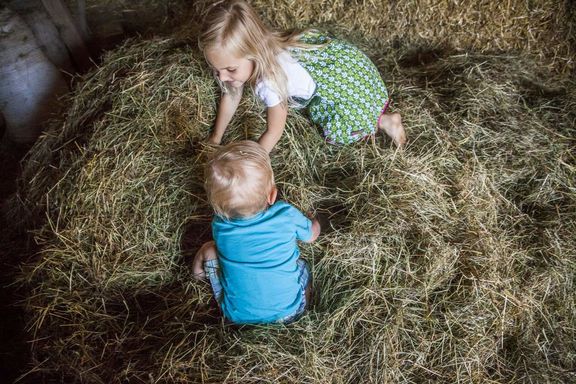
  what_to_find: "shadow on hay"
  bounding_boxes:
[313,199,350,234]
[179,214,226,318]
[24,288,224,384]
[0,225,32,383]
[180,214,213,264]
[397,45,449,68]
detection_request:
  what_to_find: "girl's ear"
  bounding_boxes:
[267,185,277,205]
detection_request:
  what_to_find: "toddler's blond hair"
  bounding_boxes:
[205,140,275,219]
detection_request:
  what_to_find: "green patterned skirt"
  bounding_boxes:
[291,33,389,144]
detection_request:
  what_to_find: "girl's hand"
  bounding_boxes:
[206,134,222,146]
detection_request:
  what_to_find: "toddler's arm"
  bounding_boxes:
[209,87,243,145]
[192,240,218,280]
[304,218,321,243]
[258,103,288,153]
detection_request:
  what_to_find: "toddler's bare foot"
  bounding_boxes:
[379,112,406,147]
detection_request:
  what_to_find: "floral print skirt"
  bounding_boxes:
[292,33,389,144]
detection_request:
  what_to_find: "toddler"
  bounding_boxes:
[193,140,320,324]
[199,0,406,153]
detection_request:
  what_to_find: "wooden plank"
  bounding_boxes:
[41,0,92,71]
[9,0,75,75]
[76,0,89,39]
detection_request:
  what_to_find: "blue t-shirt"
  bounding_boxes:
[212,201,313,324]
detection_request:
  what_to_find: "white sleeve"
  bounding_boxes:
[255,81,282,107]
[254,52,315,107]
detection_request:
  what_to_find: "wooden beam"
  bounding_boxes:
[41,0,92,71]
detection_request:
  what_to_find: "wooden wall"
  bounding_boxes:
[1,0,187,145]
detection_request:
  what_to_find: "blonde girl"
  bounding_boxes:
[199,0,406,153]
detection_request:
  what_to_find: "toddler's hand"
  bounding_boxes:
[305,218,321,243]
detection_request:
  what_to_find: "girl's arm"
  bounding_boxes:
[209,87,243,145]
[258,103,288,153]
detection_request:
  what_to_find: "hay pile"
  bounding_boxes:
[6,1,576,383]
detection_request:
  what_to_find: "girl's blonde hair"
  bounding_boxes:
[205,140,275,219]
[198,0,313,105]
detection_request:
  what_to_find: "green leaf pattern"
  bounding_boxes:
[291,33,389,144]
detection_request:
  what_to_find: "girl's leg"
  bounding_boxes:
[378,112,406,147]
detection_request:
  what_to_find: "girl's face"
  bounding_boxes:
[206,49,255,88]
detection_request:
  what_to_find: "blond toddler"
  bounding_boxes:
[193,140,320,324]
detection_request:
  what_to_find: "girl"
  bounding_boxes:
[199,0,406,153]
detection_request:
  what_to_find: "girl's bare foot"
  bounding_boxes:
[378,112,406,147]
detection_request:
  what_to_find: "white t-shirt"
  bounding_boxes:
[255,51,316,107]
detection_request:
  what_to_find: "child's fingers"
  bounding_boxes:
[193,140,220,161]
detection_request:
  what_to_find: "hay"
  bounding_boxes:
[5,0,576,383]
[188,0,576,74]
